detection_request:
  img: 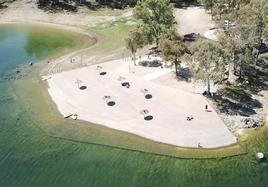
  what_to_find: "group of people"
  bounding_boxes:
[187,116,194,121]
[186,105,210,121]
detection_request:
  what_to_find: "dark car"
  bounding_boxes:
[259,43,268,54]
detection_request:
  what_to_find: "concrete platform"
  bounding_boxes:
[47,59,237,148]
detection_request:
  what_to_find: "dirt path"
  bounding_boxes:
[0,0,132,27]
[174,6,214,35]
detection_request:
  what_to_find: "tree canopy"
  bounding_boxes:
[125,27,145,65]
[133,0,176,47]
[159,29,189,75]
[191,39,225,93]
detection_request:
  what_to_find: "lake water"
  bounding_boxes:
[0,24,88,79]
[0,25,268,187]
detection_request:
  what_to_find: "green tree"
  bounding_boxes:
[159,29,189,76]
[201,0,215,12]
[236,45,254,79]
[222,4,259,80]
[125,28,145,66]
[218,33,236,83]
[212,0,223,17]
[243,0,268,64]
[0,0,15,7]
[201,0,250,19]
[191,39,225,94]
[222,0,268,76]
[133,0,176,48]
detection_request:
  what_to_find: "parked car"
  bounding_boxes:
[259,43,268,54]
[224,20,235,29]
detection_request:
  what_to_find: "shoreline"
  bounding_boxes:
[0,20,98,70]
[1,3,266,157]
[0,21,260,157]
[13,76,247,159]
[0,20,243,155]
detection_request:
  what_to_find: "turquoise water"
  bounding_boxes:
[0,25,268,187]
[0,24,87,79]
[0,27,34,73]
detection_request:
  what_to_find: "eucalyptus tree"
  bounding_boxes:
[201,0,215,12]
[242,0,268,63]
[133,0,176,48]
[125,27,145,66]
[201,0,229,20]
[236,45,254,79]
[221,31,252,80]
[0,0,15,6]
[217,33,236,83]
[222,0,268,72]
[201,0,250,19]
[191,39,225,94]
[211,0,227,19]
[219,3,261,80]
[159,29,189,76]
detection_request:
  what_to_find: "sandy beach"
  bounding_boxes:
[47,59,237,148]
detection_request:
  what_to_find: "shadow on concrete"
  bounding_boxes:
[121,82,130,88]
[145,94,152,99]
[107,101,116,106]
[139,60,162,68]
[176,67,192,81]
[100,72,107,76]
[79,86,87,90]
[214,86,263,116]
[144,115,153,121]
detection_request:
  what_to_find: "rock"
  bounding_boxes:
[242,118,255,128]
[256,152,265,162]
[236,128,246,136]
[242,118,264,128]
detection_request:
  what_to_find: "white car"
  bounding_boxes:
[224,20,235,28]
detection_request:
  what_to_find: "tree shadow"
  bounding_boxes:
[173,0,200,8]
[176,67,192,81]
[89,0,135,9]
[0,3,8,9]
[38,0,78,12]
[183,33,201,42]
[242,64,268,93]
[214,58,267,116]
[84,1,100,10]
[213,86,263,116]
[148,47,162,56]
[37,0,136,12]
[139,60,162,67]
